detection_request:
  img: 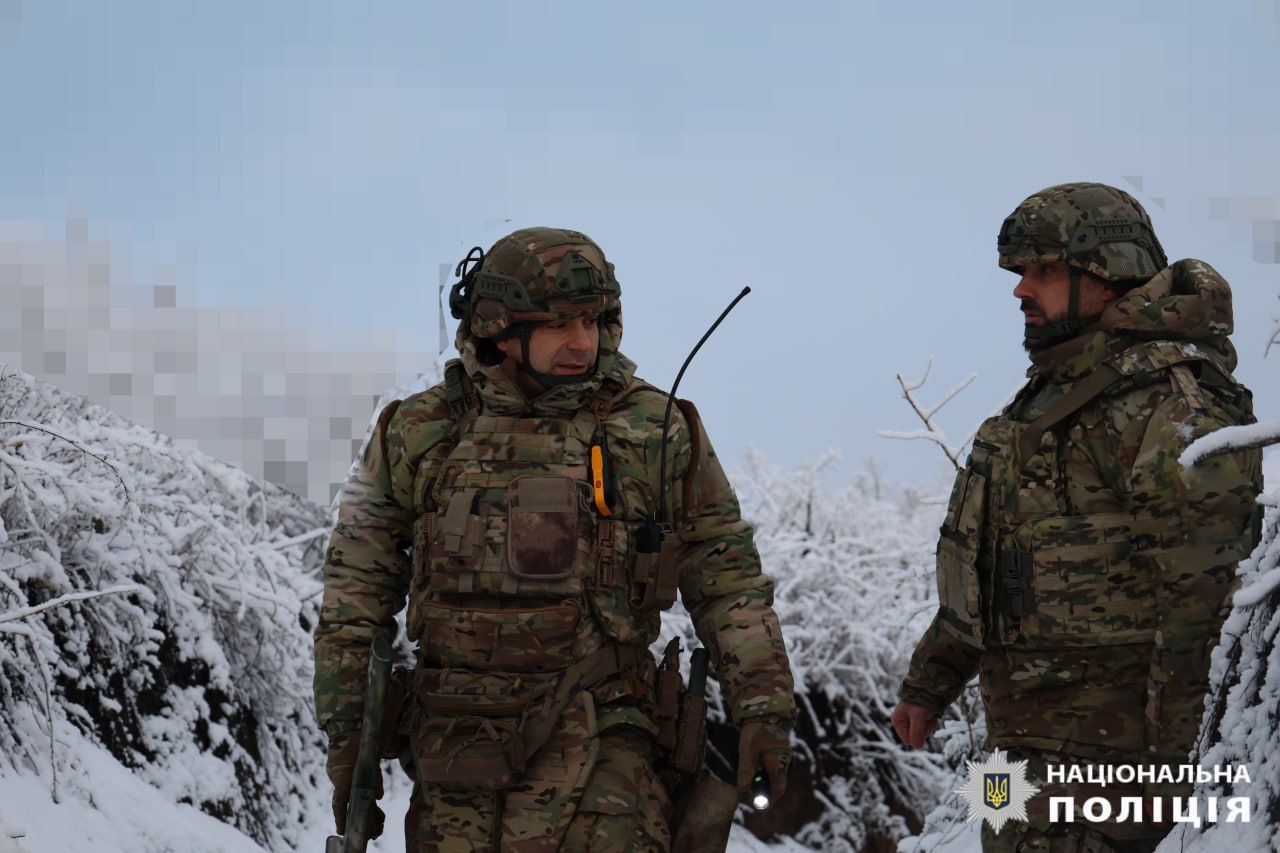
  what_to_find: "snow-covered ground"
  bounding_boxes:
[0,736,825,853]
[0,728,270,853]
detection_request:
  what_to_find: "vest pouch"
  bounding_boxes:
[935,467,986,648]
[1011,512,1162,647]
[410,669,557,791]
[414,715,525,789]
[507,476,584,581]
[436,487,485,569]
[584,519,661,645]
[414,597,582,671]
[634,533,679,611]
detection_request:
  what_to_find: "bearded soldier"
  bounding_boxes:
[314,227,795,851]
[893,183,1263,853]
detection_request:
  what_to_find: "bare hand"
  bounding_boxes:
[891,700,939,749]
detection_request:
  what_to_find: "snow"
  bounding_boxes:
[0,721,267,853]
[2,333,1277,852]
[1180,418,1280,468]
[0,364,333,851]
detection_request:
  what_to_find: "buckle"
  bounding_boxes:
[999,549,1035,619]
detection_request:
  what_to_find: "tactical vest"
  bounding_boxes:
[396,361,691,792]
[935,340,1252,651]
[404,361,686,691]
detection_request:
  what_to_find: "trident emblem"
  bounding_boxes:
[984,773,1010,810]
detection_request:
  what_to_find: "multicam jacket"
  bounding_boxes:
[313,335,795,744]
[900,259,1262,775]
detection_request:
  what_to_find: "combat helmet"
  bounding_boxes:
[449,227,621,385]
[998,182,1168,347]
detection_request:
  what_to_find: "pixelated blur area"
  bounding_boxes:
[1,218,437,505]
[1208,196,1280,265]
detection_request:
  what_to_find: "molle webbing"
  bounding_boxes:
[594,518,622,588]
[420,371,631,597]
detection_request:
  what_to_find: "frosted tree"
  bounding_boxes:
[878,361,994,851]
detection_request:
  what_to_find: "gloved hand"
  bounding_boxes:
[327,730,385,839]
[736,718,792,802]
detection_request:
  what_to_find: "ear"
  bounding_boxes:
[1089,274,1127,308]
[476,338,509,367]
[493,336,519,362]
[1098,284,1125,308]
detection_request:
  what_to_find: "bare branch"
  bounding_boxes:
[923,373,977,421]
[899,358,934,394]
[883,362,977,471]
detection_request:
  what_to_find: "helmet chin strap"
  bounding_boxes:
[511,323,597,390]
[1023,267,1104,352]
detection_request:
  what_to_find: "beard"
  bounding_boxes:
[1022,333,1051,354]
[1019,299,1065,352]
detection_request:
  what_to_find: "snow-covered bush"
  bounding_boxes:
[659,449,964,851]
[0,365,331,850]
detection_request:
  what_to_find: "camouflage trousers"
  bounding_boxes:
[404,724,672,852]
[981,750,1166,853]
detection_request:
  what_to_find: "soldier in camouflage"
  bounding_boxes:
[314,227,795,852]
[892,183,1263,853]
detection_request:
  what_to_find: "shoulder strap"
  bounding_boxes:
[1017,363,1122,468]
[443,359,478,429]
[1016,338,1218,467]
[416,361,478,513]
[566,375,630,448]
[674,398,705,513]
[590,375,628,422]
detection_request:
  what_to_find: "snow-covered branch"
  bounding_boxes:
[879,359,977,472]
[0,584,144,625]
[1180,419,1280,467]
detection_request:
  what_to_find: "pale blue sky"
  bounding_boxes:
[3,0,1277,487]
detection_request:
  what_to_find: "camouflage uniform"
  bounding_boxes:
[315,228,795,852]
[899,185,1263,852]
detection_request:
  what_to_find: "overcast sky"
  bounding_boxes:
[3,0,1277,488]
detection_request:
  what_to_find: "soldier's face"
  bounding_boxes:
[1013,263,1117,328]
[496,313,600,377]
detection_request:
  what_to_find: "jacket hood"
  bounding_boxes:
[1099,258,1239,371]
